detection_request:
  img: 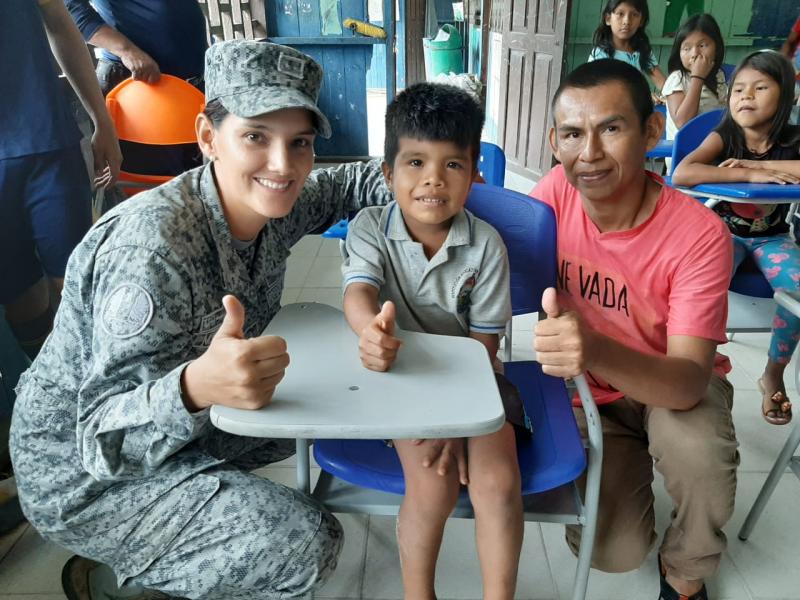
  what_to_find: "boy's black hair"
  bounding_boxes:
[551,59,654,129]
[666,13,725,98]
[592,0,654,74]
[384,82,484,168]
[716,50,800,157]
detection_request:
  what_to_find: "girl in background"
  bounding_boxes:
[662,13,727,139]
[673,50,800,425]
[589,0,666,91]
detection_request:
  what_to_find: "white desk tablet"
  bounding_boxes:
[210,303,505,440]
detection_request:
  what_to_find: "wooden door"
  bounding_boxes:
[495,0,569,181]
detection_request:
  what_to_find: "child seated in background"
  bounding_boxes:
[662,14,727,142]
[341,82,527,600]
[673,50,800,426]
[589,0,666,92]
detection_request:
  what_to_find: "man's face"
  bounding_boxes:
[549,81,661,204]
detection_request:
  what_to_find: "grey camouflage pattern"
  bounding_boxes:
[205,40,332,138]
[10,160,390,598]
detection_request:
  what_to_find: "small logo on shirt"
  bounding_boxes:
[101,283,154,338]
[452,267,478,314]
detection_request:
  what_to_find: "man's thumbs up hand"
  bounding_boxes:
[534,287,593,379]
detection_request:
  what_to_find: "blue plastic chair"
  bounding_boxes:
[670,107,724,176]
[668,108,776,332]
[646,105,673,169]
[478,141,506,187]
[322,144,507,240]
[721,63,736,83]
[309,184,602,600]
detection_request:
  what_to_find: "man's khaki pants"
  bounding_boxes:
[567,375,739,582]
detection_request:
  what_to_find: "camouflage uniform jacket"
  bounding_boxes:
[10,160,389,538]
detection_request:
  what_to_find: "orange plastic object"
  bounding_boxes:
[105,74,204,145]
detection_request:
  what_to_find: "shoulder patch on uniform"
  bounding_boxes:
[101,283,154,339]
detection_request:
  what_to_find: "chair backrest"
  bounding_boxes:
[465,183,557,316]
[721,63,736,83]
[478,141,506,187]
[106,75,205,193]
[654,104,667,140]
[670,107,724,171]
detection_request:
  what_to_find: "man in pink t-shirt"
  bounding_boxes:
[531,59,737,600]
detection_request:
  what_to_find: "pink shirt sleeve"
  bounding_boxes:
[666,221,732,343]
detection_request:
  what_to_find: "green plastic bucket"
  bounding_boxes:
[423,24,464,79]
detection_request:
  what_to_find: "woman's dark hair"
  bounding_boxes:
[666,13,725,98]
[715,50,800,158]
[592,0,654,74]
[384,82,484,167]
[203,98,230,127]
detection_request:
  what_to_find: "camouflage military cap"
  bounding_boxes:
[205,40,332,138]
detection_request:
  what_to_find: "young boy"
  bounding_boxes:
[341,83,525,600]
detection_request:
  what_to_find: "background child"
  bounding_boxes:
[589,0,667,91]
[341,83,525,600]
[662,13,727,140]
[673,50,800,426]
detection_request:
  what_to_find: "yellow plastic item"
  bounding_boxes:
[342,18,387,39]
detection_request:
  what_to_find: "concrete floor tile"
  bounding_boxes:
[0,526,72,593]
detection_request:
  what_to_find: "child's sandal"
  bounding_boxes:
[758,378,793,425]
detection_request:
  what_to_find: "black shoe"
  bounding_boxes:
[658,555,709,600]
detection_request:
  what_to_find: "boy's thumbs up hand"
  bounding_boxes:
[182,295,290,412]
[533,287,593,379]
[359,301,402,372]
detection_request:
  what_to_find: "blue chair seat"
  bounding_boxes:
[730,258,774,299]
[646,139,673,160]
[321,218,349,240]
[314,361,586,496]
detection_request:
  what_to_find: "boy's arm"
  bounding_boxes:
[468,332,500,363]
[37,0,121,186]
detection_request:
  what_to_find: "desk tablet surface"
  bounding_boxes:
[211,303,506,439]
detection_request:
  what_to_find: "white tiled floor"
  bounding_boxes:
[2,235,800,600]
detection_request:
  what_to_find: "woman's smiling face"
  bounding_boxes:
[198,107,316,240]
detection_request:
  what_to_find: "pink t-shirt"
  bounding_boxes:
[532,165,733,405]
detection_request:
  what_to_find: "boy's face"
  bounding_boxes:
[548,81,661,205]
[382,137,474,234]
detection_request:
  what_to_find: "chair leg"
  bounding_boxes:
[296,438,311,494]
[572,459,600,600]
[738,422,800,540]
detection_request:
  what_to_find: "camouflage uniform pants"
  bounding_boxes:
[50,439,343,599]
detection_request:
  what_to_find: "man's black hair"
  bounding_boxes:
[551,59,654,128]
[384,82,484,167]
